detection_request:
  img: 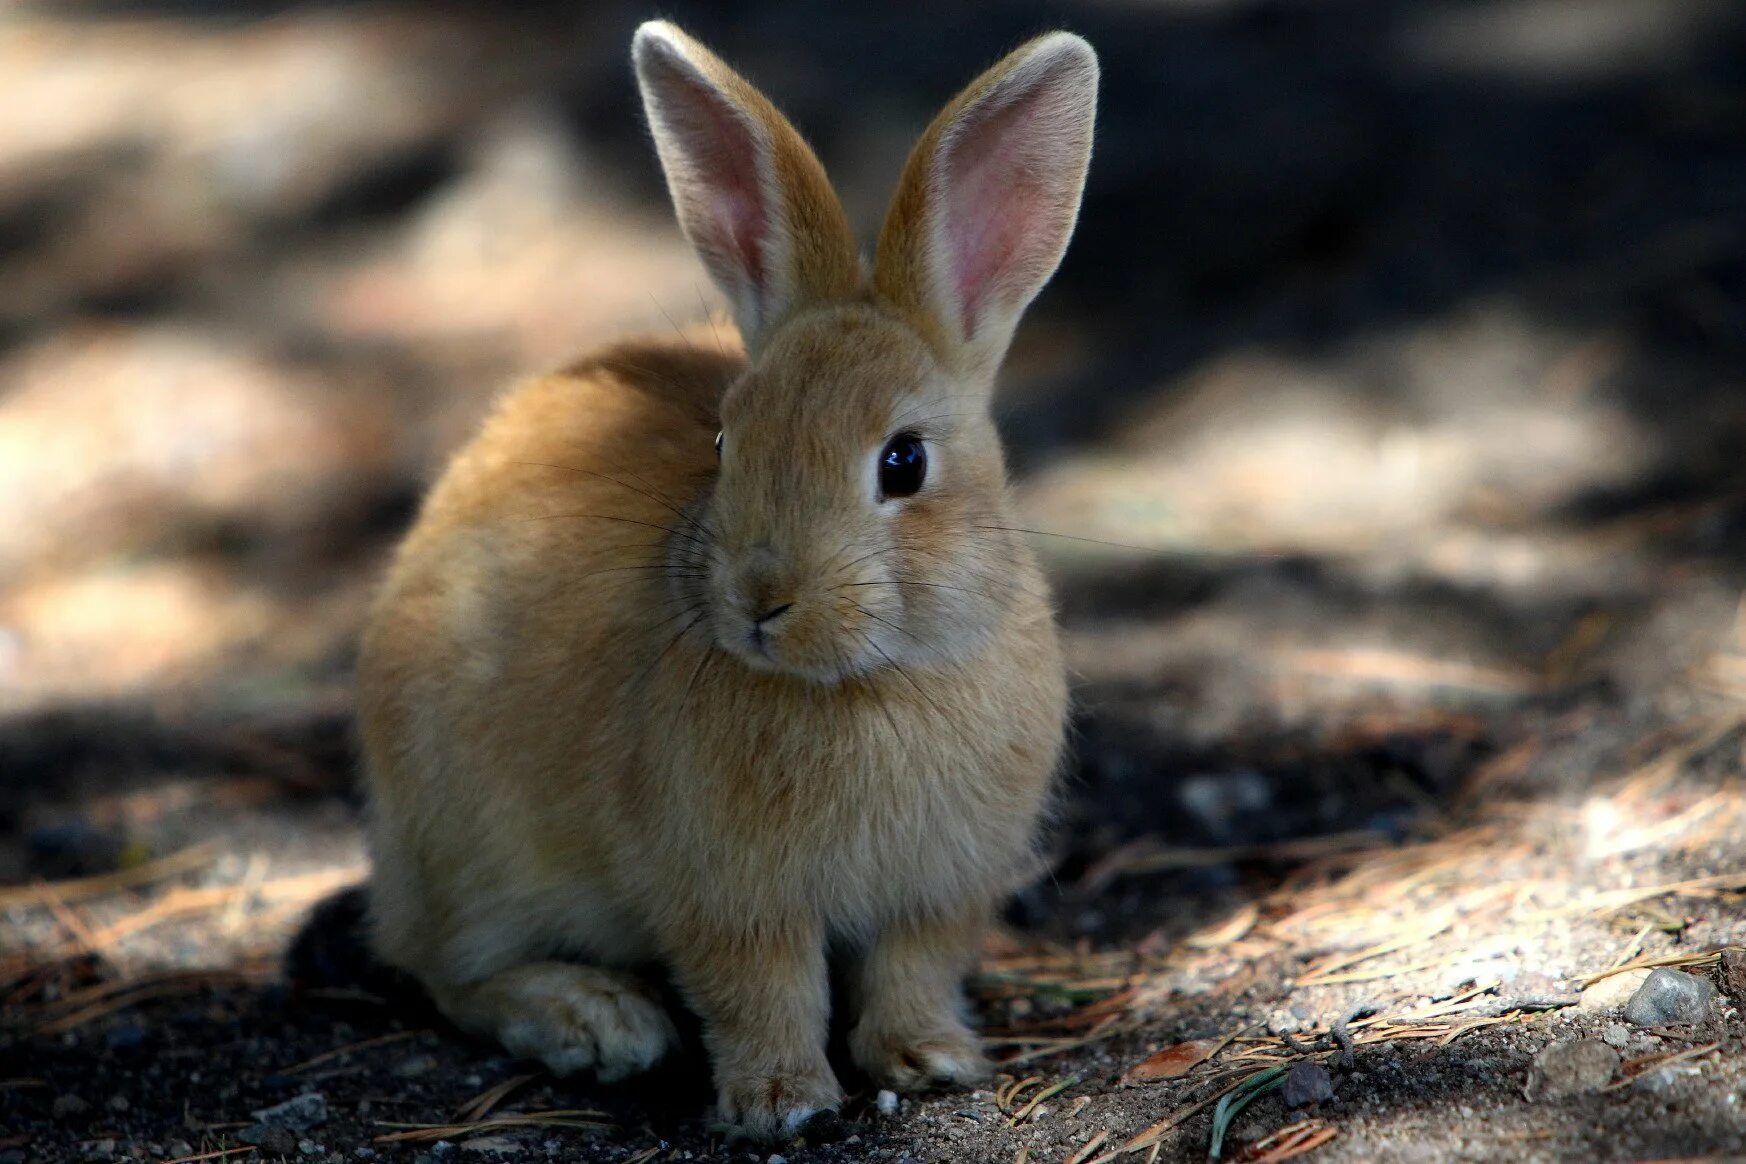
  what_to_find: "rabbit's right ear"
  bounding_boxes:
[633,22,861,355]
[874,34,1098,383]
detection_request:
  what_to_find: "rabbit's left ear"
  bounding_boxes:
[874,33,1098,381]
[633,22,862,354]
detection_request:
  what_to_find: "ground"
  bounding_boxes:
[3,2,1746,1162]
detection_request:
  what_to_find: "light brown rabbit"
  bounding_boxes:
[358,20,1095,1141]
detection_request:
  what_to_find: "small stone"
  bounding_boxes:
[167,1143,194,1159]
[354,1150,378,1160]
[876,1089,899,1116]
[1526,1039,1618,1100]
[1721,949,1746,1001]
[1632,1065,1696,1095]
[1229,1116,1271,1145]
[53,1093,91,1118]
[394,1055,439,1078]
[107,1094,130,1112]
[767,1156,787,1164]
[300,1140,325,1156]
[251,1092,330,1132]
[460,1138,521,1155]
[80,1140,116,1161]
[1602,1023,1630,1049]
[1579,970,1648,1012]
[1624,969,1715,1026]
[239,1125,299,1157]
[1283,1062,1334,1108]
[1265,1008,1306,1036]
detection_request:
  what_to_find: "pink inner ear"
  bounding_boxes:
[671,68,768,294]
[938,82,1067,340]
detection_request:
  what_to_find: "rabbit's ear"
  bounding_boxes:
[633,22,861,354]
[874,33,1097,380]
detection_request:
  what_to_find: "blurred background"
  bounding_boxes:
[4,1,1746,1161]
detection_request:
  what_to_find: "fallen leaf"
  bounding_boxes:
[1123,1038,1218,1083]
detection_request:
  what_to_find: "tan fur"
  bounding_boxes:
[360,23,1095,1142]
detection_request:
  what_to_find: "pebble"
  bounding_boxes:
[53,1093,91,1118]
[1525,1039,1618,1100]
[767,1156,787,1164]
[300,1141,325,1157]
[167,1143,194,1159]
[1265,1008,1306,1036]
[1283,1062,1334,1108]
[1602,1023,1631,1049]
[395,1054,440,1078]
[1633,1065,1698,1096]
[239,1125,299,1157]
[252,1091,330,1131]
[1578,969,1648,1012]
[1178,770,1272,842]
[107,1094,130,1112]
[1624,969,1715,1026]
[460,1137,521,1155]
[876,1089,899,1116]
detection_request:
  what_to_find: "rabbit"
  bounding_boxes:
[357,20,1096,1142]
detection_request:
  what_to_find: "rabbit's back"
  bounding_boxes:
[359,337,740,973]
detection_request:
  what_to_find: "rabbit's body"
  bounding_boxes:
[364,327,1064,977]
[361,22,1096,1140]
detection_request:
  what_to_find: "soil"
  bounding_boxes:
[4,2,1746,1162]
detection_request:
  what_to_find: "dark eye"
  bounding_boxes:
[878,432,927,499]
[714,430,723,459]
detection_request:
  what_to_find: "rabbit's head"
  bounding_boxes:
[634,23,1097,682]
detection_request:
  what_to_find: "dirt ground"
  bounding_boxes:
[4,2,1746,1162]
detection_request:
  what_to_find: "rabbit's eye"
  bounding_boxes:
[714,430,723,459]
[878,432,927,499]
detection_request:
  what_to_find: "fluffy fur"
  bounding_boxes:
[359,22,1097,1141]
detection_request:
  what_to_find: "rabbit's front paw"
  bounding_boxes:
[850,1019,990,1092]
[716,1064,844,1142]
[481,963,678,1082]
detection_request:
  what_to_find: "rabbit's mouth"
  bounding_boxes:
[710,592,887,684]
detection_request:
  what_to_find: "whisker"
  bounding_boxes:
[841,579,1000,599]
[528,511,715,551]
[574,563,706,580]
[844,627,904,743]
[649,292,690,347]
[696,284,731,360]
[631,604,711,693]
[848,599,924,647]
[885,409,980,434]
[516,461,718,542]
[858,631,944,736]
[595,358,693,400]
[973,525,1155,552]
[679,640,717,706]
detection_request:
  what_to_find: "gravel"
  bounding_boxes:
[1525,1039,1620,1101]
